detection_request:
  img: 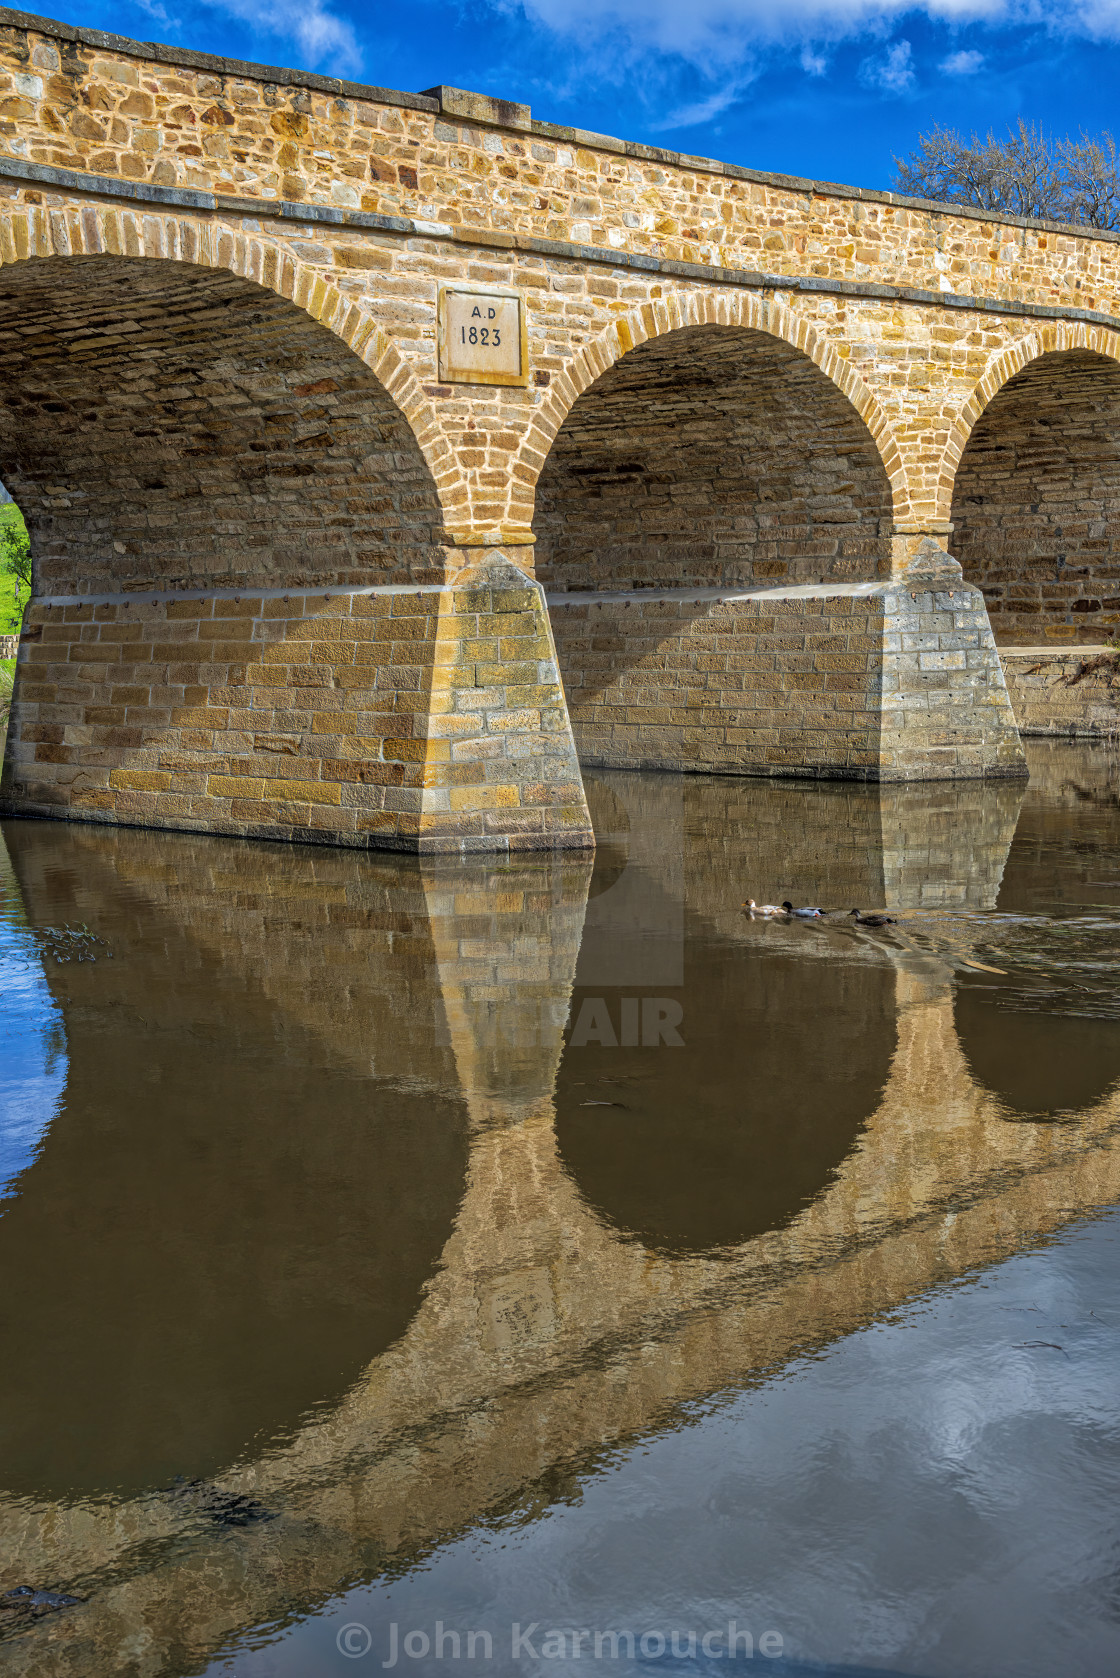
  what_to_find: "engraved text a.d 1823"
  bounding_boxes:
[440,288,525,385]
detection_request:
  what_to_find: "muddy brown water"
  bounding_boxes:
[2,738,1120,1677]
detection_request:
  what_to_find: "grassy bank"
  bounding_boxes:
[1,501,29,761]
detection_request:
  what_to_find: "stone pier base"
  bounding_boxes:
[549,578,1026,781]
[1,569,1029,853]
[1000,647,1120,739]
[0,555,594,854]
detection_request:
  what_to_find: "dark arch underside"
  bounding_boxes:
[0,256,445,596]
[951,350,1120,645]
[534,325,894,594]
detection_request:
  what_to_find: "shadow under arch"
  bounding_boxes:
[555,921,899,1258]
[532,321,896,596]
[0,817,471,1504]
[949,345,1120,646]
[512,292,908,537]
[939,322,1120,525]
[0,248,449,598]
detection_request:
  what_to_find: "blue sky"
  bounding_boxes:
[56,0,1120,189]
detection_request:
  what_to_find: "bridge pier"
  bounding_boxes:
[548,571,1025,783]
[1,551,595,853]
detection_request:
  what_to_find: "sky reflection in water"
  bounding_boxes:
[0,906,66,1207]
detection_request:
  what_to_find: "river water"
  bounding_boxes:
[2,739,1120,1677]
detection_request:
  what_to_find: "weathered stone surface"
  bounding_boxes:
[535,325,893,593]
[1002,647,1120,737]
[0,575,594,849]
[551,580,1024,781]
[952,350,1120,645]
[0,256,447,596]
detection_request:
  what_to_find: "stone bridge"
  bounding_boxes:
[3,7,1120,849]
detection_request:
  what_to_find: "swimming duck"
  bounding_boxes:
[743,899,787,917]
[782,902,824,918]
[850,909,895,927]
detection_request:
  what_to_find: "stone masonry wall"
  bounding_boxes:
[550,579,1025,780]
[1001,648,1120,737]
[534,325,892,593]
[0,9,1118,542]
[952,350,1120,645]
[14,8,1120,834]
[880,580,1025,778]
[1,557,594,850]
[0,7,1116,323]
[552,589,883,775]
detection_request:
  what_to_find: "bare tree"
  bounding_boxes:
[894,120,1120,230]
[1061,131,1120,231]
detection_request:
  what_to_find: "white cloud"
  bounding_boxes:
[517,0,996,71]
[654,79,754,128]
[1072,0,1120,36]
[861,37,915,91]
[941,46,985,70]
[130,0,177,27]
[197,0,361,71]
[512,0,1120,73]
[801,46,828,73]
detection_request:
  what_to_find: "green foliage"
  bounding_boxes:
[1,501,30,634]
[0,658,13,746]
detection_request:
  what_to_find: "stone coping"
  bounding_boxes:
[26,578,980,612]
[545,580,957,607]
[999,645,1119,657]
[5,148,1119,335]
[29,581,451,608]
[5,4,1120,252]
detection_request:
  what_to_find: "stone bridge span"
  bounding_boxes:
[3,8,1120,846]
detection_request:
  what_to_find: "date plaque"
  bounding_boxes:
[438,287,527,387]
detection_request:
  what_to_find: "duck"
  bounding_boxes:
[850,909,895,927]
[782,901,824,918]
[743,899,787,917]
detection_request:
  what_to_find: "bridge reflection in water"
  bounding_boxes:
[3,742,1120,1675]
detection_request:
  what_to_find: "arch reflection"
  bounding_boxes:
[8,751,1120,1678]
[954,977,1120,1119]
[556,938,897,1255]
[0,821,470,1503]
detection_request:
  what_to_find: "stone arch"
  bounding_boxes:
[0,205,456,593]
[944,324,1120,643]
[509,289,910,534]
[939,321,1120,524]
